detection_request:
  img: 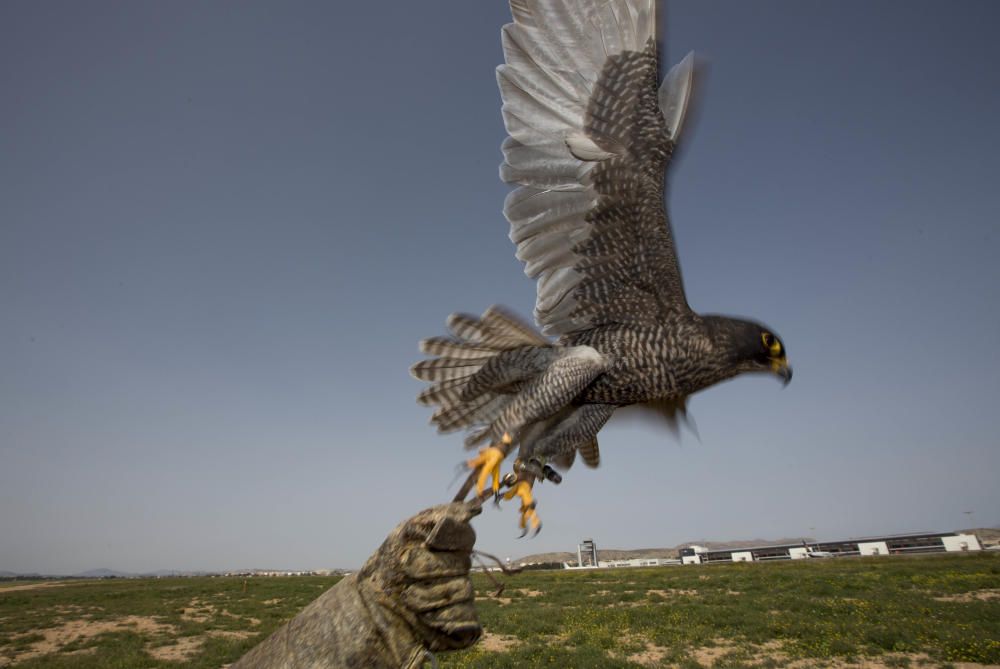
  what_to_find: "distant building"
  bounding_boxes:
[597,558,675,568]
[564,538,681,569]
[563,556,677,569]
[679,545,707,565]
[577,539,598,568]
[556,531,983,571]
[689,532,982,564]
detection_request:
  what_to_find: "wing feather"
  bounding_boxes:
[498,0,695,336]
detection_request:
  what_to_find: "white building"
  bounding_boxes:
[858,541,889,556]
[691,531,984,564]
[680,545,707,565]
[943,534,981,552]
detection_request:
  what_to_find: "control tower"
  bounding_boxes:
[577,538,598,567]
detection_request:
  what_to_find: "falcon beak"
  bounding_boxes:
[771,357,792,386]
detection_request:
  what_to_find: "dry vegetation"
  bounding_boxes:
[1,552,998,668]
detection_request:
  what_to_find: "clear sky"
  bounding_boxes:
[2,1,998,575]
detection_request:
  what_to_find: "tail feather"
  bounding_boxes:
[433,393,508,434]
[448,307,547,349]
[446,313,498,345]
[416,378,469,407]
[464,425,493,449]
[414,305,553,446]
[432,391,495,431]
[409,357,489,382]
[471,394,511,431]
[419,336,496,359]
[480,305,550,346]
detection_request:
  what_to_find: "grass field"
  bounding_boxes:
[1,553,998,668]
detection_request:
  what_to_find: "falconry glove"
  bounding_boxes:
[232,502,482,669]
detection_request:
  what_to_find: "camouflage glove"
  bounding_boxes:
[232,502,482,669]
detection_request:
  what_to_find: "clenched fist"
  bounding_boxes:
[233,502,482,669]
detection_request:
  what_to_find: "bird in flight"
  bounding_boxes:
[411,0,791,534]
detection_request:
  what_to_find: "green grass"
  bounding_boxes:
[443,553,1000,668]
[0,575,340,668]
[1,553,998,668]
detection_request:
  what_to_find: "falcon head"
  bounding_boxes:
[710,317,793,386]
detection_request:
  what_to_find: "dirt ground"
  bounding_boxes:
[0,583,67,594]
[0,594,264,667]
[5,615,174,665]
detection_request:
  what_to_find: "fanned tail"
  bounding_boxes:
[411,306,554,449]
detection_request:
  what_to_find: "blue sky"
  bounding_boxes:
[2,1,998,574]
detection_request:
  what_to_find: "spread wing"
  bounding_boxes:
[498,0,695,336]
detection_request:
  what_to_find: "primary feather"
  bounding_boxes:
[498,0,692,337]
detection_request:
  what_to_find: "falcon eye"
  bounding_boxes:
[761,332,782,356]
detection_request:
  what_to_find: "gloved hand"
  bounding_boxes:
[356,501,483,656]
[232,502,482,669]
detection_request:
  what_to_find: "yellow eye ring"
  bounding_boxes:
[762,332,782,357]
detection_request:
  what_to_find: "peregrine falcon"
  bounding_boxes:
[411,0,791,534]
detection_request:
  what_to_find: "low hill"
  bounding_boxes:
[75,568,132,578]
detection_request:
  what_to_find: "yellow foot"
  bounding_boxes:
[503,479,541,537]
[466,434,512,497]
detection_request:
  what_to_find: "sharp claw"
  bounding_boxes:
[526,506,541,537]
[467,445,507,498]
[504,479,540,537]
[518,510,541,538]
[493,472,515,507]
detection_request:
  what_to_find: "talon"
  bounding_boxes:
[518,508,542,538]
[504,479,541,536]
[502,479,532,504]
[494,472,516,506]
[529,512,542,537]
[467,445,507,497]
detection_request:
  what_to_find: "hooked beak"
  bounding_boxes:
[771,358,793,386]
